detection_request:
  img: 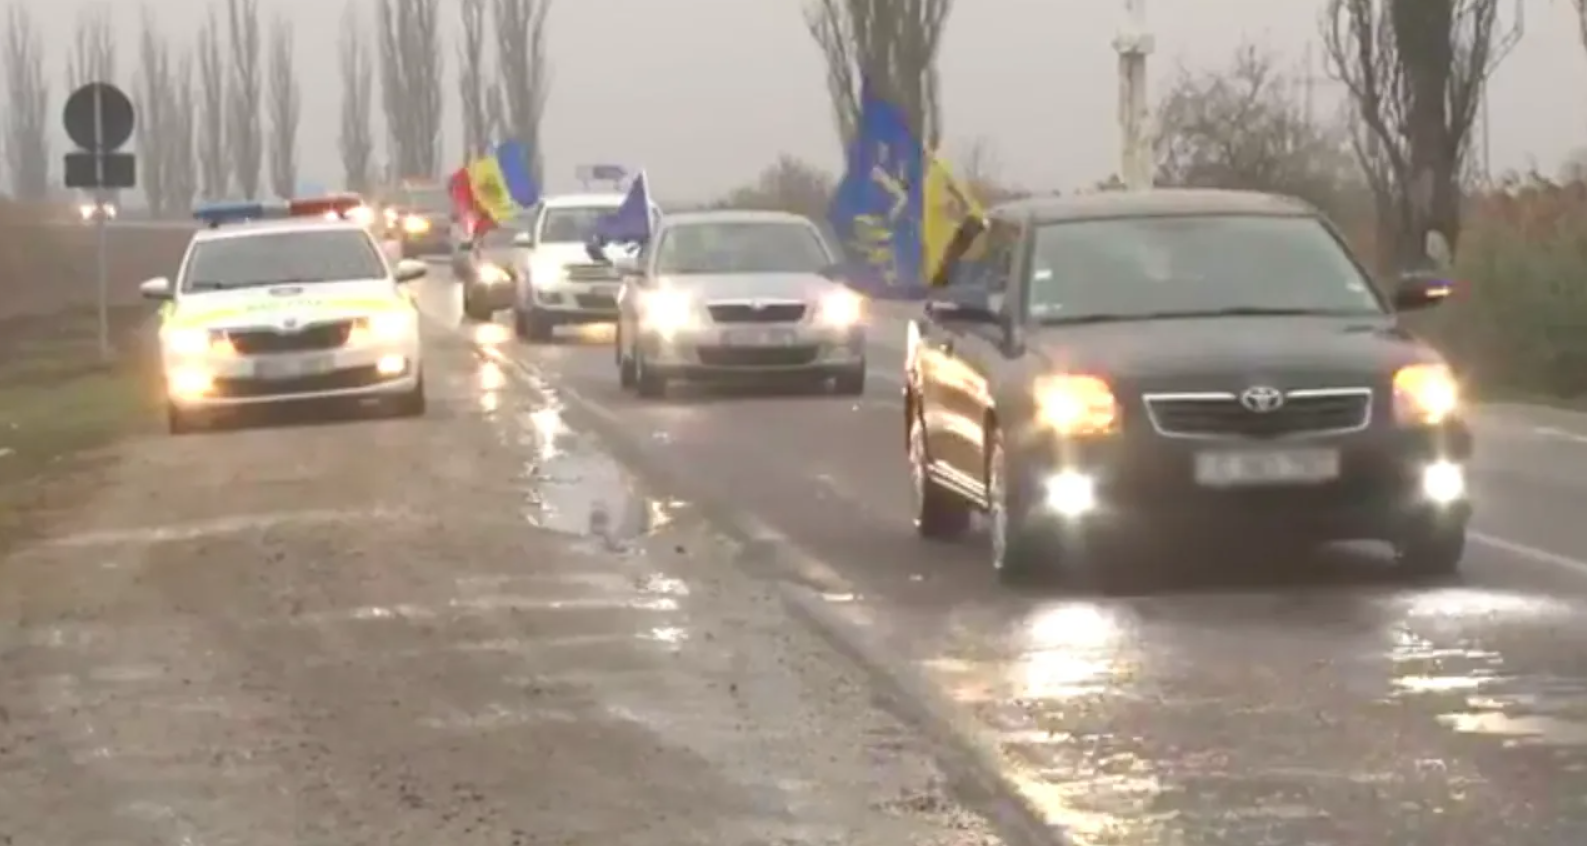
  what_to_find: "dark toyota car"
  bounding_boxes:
[903,189,1470,588]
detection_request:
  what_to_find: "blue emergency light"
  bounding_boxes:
[192,194,367,228]
[192,200,281,228]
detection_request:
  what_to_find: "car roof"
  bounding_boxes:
[991,188,1316,224]
[191,217,372,243]
[658,209,815,228]
[540,193,629,209]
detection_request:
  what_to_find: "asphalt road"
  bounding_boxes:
[417,277,1587,845]
[0,317,1001,845]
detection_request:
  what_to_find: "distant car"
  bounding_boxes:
[389,182,452,257]
[456,215,531,321]
[78,198,116,221]
[612,209,867,397]
[510,193,661,341]
[903,189,1471,587]
[144,197,429,434]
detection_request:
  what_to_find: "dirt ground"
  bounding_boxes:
[0,320,1005,845]
[0,202,193,319]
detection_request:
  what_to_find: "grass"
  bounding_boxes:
[0,306,161,553]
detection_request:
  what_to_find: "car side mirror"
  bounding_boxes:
[139,276,172,300]
[394,259,428,283]
[1392,270,1453,311]
[923,287,1000,324]
[512,231,534,247]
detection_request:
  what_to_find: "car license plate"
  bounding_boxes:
[723,328,797,347]
[1194,448,1340,487]
[253,354,334,380]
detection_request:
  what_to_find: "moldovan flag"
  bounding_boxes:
[449,166,493,236]
[467,155,516,223]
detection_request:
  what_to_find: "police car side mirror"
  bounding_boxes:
[394,259,428,283]
[139,276,172,300]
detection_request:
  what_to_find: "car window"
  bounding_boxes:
[653,221,832,275]
[1026,214,1383,321]
[481,216,533,247]
[537,206,621,244]
[181,229,388,292]
[947,219,1018,293]
[403,187,450,214]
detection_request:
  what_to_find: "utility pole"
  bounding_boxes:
[1114,0,1154,190]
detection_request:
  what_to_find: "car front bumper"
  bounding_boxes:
[164,342,422,409]
[637,324,866,380]
[1006,421,1474,543]
[524,283,623,323]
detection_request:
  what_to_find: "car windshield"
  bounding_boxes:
[481,217,533,247]
[1026,215,1384,322]
[538,206,621,244]
[182,229,387,291]
[653,222,832,275]
[403,187,449,214]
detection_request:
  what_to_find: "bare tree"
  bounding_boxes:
[377,0,445,180]
[266,17,300,198]
[492,0,551,181]
[1323,0,1520,267]
[226,0,263,198]
[1155,45,1357,217]
[195,10,228,199]
[338,5,376,193]
[66,6,117,91]
[164,51,197,211]
[2,4,50,200]
[458,0,491,158]
[805,0,952,150]
[134,11,172,213]
[485,80,506,142]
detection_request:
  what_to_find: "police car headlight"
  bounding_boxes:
[163,327,216,357]
[357,311,414,341]
[817,290,864,327]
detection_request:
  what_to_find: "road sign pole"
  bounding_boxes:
[92,84,110,362]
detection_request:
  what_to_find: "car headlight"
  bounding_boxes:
[403,215,430,234]
[78,204,94,220]
[351,311,414,343]
[347,205,375,226]
[640,289,695,334]
[477,263,510,285]
[384,208,400,226]
[163,327,232,357]
[529,263,567,289]
[1034,374,1119,435]
[1393,363,1459,425]
[817,290,864,326]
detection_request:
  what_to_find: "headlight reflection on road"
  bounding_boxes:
[1015,603,1125,701]
[478,360,504,413]
[474,322,510,346]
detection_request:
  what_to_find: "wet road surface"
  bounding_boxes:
[430,281,1587,844]
[0,319,1003,845]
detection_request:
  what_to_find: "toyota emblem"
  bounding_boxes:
[1240,385,1285,413]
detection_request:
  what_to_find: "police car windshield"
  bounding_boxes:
[183,230,388,291]
[654,222,832,275]
[538,206,621,244]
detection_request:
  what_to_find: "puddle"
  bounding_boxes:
[1438,711,1587,745]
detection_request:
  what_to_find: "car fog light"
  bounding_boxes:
[1044,470,1096,517]
[1421,460,1465,504]
[376,354,407,376]
[168,367,213,399]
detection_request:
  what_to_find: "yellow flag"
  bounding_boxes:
[467,156,516,222]
[922,151,986,284]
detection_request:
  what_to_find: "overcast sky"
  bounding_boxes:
[17,0,1585,199]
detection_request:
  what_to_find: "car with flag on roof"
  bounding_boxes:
[141,195,430,434]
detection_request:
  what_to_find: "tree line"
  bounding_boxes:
[0,0,553,213]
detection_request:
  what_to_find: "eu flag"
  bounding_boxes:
[827,84,924,298]
[595,170,654,245]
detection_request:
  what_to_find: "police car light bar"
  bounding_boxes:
[192,200,283,228]
[289,194,364,220]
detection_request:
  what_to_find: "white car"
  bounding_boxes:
[142,203,429,434]
[508,193,660,342]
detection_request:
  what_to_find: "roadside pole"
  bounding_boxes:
[1114,0,1155,190]
[61,81,137,363]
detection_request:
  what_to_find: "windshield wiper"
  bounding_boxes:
[1039,306,1374,324]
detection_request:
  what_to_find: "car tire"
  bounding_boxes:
[833,365,866,396]
[617,333,638,389]
[908,410,971,540]
[634,349,667,398]
[1394,519,1465,578]
[513,307,553,342]
[462,293,492,322]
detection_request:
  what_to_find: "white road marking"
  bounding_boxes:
[1532,426,1587,444]
[1469,530,1587,577]
[36,508,402,549]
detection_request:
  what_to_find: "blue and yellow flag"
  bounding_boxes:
[828,82,983,297]
[466,140,541,223]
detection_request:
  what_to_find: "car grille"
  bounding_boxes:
[708,303,807,323]
[696,346,820,367]
[574,293,617,310]
[566,263,620,282]
[226,320,354,354]
[1144,389,1372,438]
[212,365,389,398]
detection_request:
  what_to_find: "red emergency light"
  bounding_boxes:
[288,193,365,219]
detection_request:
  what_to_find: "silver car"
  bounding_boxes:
[612,210,867,397]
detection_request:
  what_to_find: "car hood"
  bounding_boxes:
[657,273,837,301]
[1025,314,1441,394]
[169,279,407,330]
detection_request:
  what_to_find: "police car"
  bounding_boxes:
[142,195,429,434]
